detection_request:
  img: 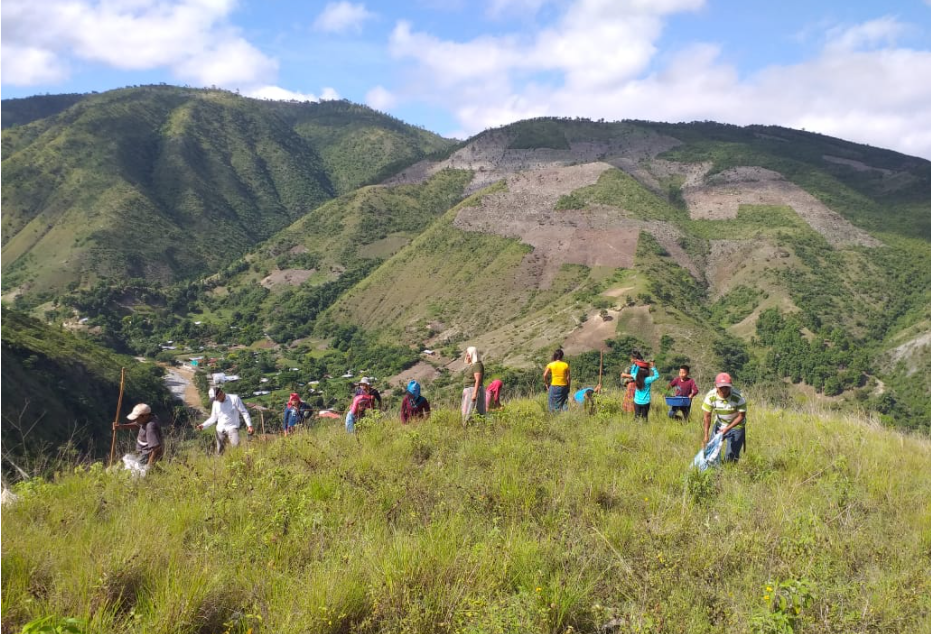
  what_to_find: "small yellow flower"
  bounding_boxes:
[644,497,649,501]
[764,595,771,602]
[766,586,773,592]
[536,587,542,593]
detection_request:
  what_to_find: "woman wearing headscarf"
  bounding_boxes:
[461,346,486,422]
[283,393,303,436]
[485,379,503,411]
[621,350,649,414]
[400,379,431,423]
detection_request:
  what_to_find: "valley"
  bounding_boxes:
[2,88,930,475]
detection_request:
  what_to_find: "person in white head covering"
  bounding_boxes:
[197,386,253,454]
[461,346,486,422]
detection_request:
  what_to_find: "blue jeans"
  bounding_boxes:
[345,412,356,433]
[548,385,569,412]
[718,425,745,462]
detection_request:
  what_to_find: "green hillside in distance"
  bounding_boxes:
[3,402,930,632]
[6,104,929,430]
[328,118,931,426]
[0,306,175,473]
[267,99,455,195]
[1,92,89,129]
[1,85,453,302]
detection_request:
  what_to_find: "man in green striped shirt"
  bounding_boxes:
[702,372,747,462]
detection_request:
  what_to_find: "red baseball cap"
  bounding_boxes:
[715,372,733,387]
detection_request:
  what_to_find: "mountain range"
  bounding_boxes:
[2,86,930,463]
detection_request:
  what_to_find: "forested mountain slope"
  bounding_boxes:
[1,86,452,301]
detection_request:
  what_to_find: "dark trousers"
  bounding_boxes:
[721,426,745,462]
[634,403,651,419]
[668,405,691,420]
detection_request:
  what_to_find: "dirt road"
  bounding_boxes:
[164,364,205,413]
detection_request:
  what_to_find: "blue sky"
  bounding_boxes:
[3,0,931,157]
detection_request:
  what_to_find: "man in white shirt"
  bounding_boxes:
[197,386,254,454]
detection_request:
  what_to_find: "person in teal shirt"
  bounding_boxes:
[632,362,660,420]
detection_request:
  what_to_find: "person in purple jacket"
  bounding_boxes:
[667,364,699,420]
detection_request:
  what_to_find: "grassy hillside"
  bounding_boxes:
[1,87,452,301]
[3,399,930,633]
[0,307,176,474]
[269,100,454,194]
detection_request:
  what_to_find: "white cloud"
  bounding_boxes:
[384,5,931,158]
[246,85,318,102]
[321,87,341,100]
[365,85,397,110]
[313,2,375,34]
[0,45,68,85]
[0,0,277,89]
[825,16,910,52]
[175,38,278,86]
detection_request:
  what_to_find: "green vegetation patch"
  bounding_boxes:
[506,119,571,150]
[686,205,810,240]
[556,169,686,221]
[3,402,930,632]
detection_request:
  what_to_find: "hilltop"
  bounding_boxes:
[1,86,453,301]
[3,399,930,632]
[3,98,930,443]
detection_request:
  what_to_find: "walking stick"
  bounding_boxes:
[109,367,126,467]
[599,351,603,385]
[260,411,266,436]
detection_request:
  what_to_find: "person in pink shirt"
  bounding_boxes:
[667,364,699,420]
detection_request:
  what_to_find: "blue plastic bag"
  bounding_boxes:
[692,432,724,472]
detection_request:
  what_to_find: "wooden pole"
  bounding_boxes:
[598,351,604,385]
[109,367,126,467]
[260,411,266,436]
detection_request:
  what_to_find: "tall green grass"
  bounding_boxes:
[3,396,930,634]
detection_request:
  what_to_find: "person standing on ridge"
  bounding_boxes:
[282,392,304,436]
[543,348,571,412]
[461,346,485,423]
[621,351,649,414]
[632,361,660,420]
[197,386,254,454]
[667,364,699,420]
[701,372,748,462]
[113,403,164,466]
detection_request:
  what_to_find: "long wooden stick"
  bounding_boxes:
[599,351,604,384]
[109,367,126,467]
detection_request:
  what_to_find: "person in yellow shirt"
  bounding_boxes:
[543,348,571,413]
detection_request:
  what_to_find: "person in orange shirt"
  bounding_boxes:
[543,348,571,413]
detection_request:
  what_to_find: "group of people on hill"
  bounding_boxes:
[540,347,747,462]
[116,344,747,468]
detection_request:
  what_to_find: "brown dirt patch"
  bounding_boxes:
[384,127,681,194]
[563,309,619,354]
[260,268,316,289]
[386,361,442,388]
[451,165,701,287]
[683,167,880,248]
